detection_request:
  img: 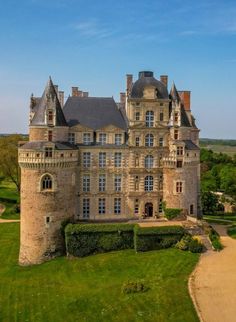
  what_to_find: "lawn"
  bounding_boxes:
[203,214,236,225]
[0,180,20,219]
[0,223,199,322]
[227,225,236,239]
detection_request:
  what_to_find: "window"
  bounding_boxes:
[42,175,52,190]
[176,181,183,193]
[135,137,140,147]
[114,152,122,167]
[99,152,106,168]
[174,130,179,140]
[45,216,51,224]
[134,199,139,214]
[145,155,154,169]
[83,199,90,218]
[160,112,164,121]
[99,174,106,192]
[159,199,163,213]
[177,146,184,155]
[48,111,53,121]
[174,112,178,122]
[83,152,91,168]
[135,176,139,190]
[68,133,75,144]
[83,133,91,145]
[190,204,194,215]
[177,160,183,168]
[114,198,121,214]
[114,175,122,192]
[115,134,122,145]
[145,111,154,127]
[135,112,140,121]
[98,198,106,214]
[145,134,154,147]
[159,137,164,147]
[99,133,107,145]
[135,156,139,166]
[48,130,52,141]
[45,147,53,158]
[83,175,90,192]
[145,176,153,191]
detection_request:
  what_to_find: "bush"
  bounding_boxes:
[209,227,223,251]
[175,235,204,253]
[164,208,182,220]
[134,226,184,252]
[122,281,149,294]
[65,223,135,257]
[175,234,192,251]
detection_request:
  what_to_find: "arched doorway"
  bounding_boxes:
[145,203,153,217]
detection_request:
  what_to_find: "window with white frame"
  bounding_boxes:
[68,133,75,144]
[135,111,140,121]
[145,155,154,168]
[114,198,121,214]
[99,152,106,168]
[115,134,122,145]
[114,175,122,192]
[83,133,91,145]
[145,111,154,127]
[176,181,183,193]
[114,152,122,167]
[135,137,140,147]
[98,198,105,214]
[83,175,90,192]
[99,133,107,145]
[177,146,184,155]
[145,134,154,147]
[82,198,90,218]
[145,176,154,191]
[41,174,53,190]
[83,152,91,168]
[99,174,106,192]
[159,137,164,147]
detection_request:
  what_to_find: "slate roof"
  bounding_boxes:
[183,140,199,150]
[19,141,75,150]
[170,82,180,102]
[63,97,127,130]
[180,105,191,127]
[130,71,169,99]
[31,78,67,127]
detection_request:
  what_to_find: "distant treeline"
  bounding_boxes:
[200,138,236,146]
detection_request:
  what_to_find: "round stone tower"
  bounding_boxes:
[18,78,78,265]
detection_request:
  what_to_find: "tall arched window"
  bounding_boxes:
[145,111,154,127]
[145,176,153,191]
[145,155,154,168]
[41,174,53,190]
[145,134,154,147]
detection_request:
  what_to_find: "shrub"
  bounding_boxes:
[164,208,182,220]
[188,238,204,253]
[134,226,184,252]
[65,223,135,257]
[175,234,192,251]
[122,281,149,294]
[209,227,223,251]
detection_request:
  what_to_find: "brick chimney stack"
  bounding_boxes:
[126,74,133,95]
[120,92,126,104]
[178,91,191,110]
[72,87,79,97]
[160,75,168,88]
[82,92,89,97]
[59,91,64,107]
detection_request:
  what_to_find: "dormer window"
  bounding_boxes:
[48,110,54,125]
[68,133,75,144]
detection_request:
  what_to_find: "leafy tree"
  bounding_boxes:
[201,191,219,215]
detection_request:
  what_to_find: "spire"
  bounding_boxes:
[31,77,67,127]
[170,82,180,102]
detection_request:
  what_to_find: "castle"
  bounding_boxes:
[18,71,201,265]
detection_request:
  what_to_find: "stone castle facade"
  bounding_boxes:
[18,71,201,265]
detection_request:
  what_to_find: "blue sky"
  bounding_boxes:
[0,0,236,138]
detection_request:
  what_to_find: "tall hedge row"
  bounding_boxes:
[65,223,135,257]
[134,226,185,252]
[65,223,186,257]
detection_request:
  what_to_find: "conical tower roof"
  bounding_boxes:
[170,82,180,102]
[31,77,67,126]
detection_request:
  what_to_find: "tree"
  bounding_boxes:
[201,191,219,215]
[0,135,27,193]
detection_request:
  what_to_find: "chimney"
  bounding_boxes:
[54,85,59,93]
[160,75,168,88]
[120,92,126,104]
[72,86,79,97]
[59,91,64,107]
[82,92,89,97]
[126,74,133,94]
[178,91,191,110]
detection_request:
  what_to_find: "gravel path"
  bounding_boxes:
[0,203,20,223]
[190,224,236,322]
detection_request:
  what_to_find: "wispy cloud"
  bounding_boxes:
[73,20,114,39]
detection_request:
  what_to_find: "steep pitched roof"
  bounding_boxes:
[170,82,180,102]
[180,105,191,127]
[31,78,67,127]
[63,97,127,130]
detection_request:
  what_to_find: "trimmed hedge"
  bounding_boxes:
[164,208,182,220]
[134,226,185,252]
[65,223,135,257]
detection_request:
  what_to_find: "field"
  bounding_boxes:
[0,223,199,322]
[200,145,236,156]
[0,180,20,219]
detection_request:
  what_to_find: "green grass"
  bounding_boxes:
[227,225,236,239]
[0,180,20,219]
[0,223,199,322]
[203,214,236,225]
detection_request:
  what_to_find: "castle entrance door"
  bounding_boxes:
[145,203,153,217]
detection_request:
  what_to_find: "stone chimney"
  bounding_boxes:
[59,91,64,107]
[126,74,133,94]
[160,75,168,88]
[178,91,191,110]
[120,92,126,104]
[72,87,79,97]
[82,92,89,98]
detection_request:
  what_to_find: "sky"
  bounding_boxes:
[0,0,236,139]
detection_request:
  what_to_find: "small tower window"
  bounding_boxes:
[190,204,194,215]
[42,175,53,190]
[48,130,53,141]
[48,111,53,121]
[160,112,164,121]
[174,130,179,140]
[176,181,183,193]
[174,112,179,122]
